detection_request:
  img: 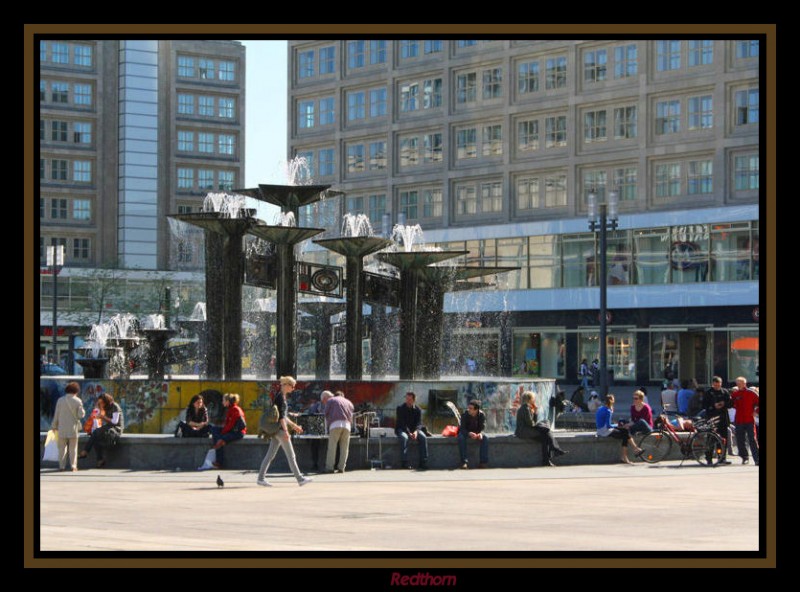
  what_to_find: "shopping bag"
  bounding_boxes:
[42,429,59,462]
[441,425,459,437]
[197,448,216,471]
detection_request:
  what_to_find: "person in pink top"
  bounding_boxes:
[622,390,653,439]
[731,376,759,465]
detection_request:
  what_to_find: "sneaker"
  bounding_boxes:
[460,462,469,470]
[742,458,749,465]
[256,479,272,487]
[298,476,313,487]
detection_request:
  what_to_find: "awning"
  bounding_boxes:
[731,337,759,351]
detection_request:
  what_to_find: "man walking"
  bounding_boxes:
[458,399,489,469]
[322,390,354,473]
[395,392,428,470]
[51,382,85,471]
[731,376,760,465]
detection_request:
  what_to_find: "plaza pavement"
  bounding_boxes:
[38,460,760,554]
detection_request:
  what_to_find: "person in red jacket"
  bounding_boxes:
[731,376,759,465]
[209,393,247,469]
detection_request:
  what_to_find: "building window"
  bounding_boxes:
[298,100,315,129]
[369,88,387,118]
[545,116,567,148]
[348,40,365,68]
[736,40,759,59]
[51,198,68,219]
[583,110,607,143]
[518,119,539,152]
[218,61,236,81]
[655,163,682,197]
[40,80,45,101]
[51,120,68,142]
[73,199,91,220]
[481,181,503,213]
[74,84,92,106]
[319,148,334,177]
[613,106,637,139]
[482,67,503,100]
[458,40,478,48]
[545,56,567,89]
[399,136,419,167]
[687,160,713,195]
[736,88,759,125]
[52,43,69,64]
[688,95,713,130]
[178,94,194,115]
[456,180,503,216]
[319,97,335,125]
[218,171,234,191]
[656,40,681,71]
[74,45,92,67]
[456,127,477,159]
[178,168,194,189]
[347,144,365,173]
[198,170,214,190]
[178,130,194,152]
[51,82,69,103]
[544,174,567,207]
[295,151,314,181]
[369,141,387,170]
[198,133,214,154]
[40,41,46,62]
[400,190,419,219]
[400,78,442,113]
[348,91,365,121]
[656,99,681,134]
[734,154,759,191]
[482,124,503,156]
[40,198,45,218]
[400,40,418,59]
[298,50,314,79]
[518,60,540,94]
[73,238,90,260]
[199,58,215,80]
[370,40,386,64]
[199,96,215,117]
[688,40,713,67]
[456,72,477,104]
[74,122,92,144]
[423,188,443,218]
[614,44,638,78]
[218,97,234,119]
[218,134,235,156]
[368,194,386,227]
[584,49,607,83]
[711,223,752,282]
[40,159,46,179]
[178,56,195,77]
[424,40,443,54]
[517,176,540,210]
[583,170,607,203]
[423,133,442,163]
[614,167,637,201]
[51,160,67,180]
[73,161,91,182]
[319,46,335,74]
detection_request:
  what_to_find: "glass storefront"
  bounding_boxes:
[512,330,565,378]
[729,328,759,382]
[579,330,636,383]
[650,331,680,381]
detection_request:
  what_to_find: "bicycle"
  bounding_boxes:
[637,412,726,466]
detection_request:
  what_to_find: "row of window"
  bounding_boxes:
[177,93,237,119]
[39,237,92,262]
[40,197,92,222]
[431,221,759,290]
[177,55,237,83]
[177,130,238,158]
[296,82,759,133]
[176,167,237,192]
[40,80,93,108]
[40,119,93,145]
[295,39,759,81]
[40,158,92,183]
[40,41,93,68]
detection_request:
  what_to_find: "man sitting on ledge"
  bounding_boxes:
[395,392,428,470]
[458,399,489,469]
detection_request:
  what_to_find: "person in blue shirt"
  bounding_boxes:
[676,379,697,415]
[596,394,644,464]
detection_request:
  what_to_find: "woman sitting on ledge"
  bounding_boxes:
[596,394,644,464]
[175,394,211,438]
[514,391,567,466]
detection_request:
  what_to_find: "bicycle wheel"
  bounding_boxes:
[638,430,672,463]
[691,431,725,466]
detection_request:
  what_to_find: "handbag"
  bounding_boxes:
[42,429,59,462]
[441,425,459,437]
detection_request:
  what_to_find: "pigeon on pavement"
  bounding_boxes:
[216,474,224,488]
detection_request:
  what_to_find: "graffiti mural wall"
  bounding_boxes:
[39,378,555,434]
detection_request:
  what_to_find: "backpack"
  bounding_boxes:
[258,398,281,439]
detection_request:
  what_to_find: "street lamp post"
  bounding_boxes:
[587,189,619,397]
[47,245,65,364]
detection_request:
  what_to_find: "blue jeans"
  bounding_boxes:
[628,419,652,437]
[397,431,428,466]
[458,432,489,465]
[210,425,244,467]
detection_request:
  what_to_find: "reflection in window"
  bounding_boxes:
[633,228,669,285]
[711,223,752,282]
[513,331,565,378]
[563,233,595,287]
